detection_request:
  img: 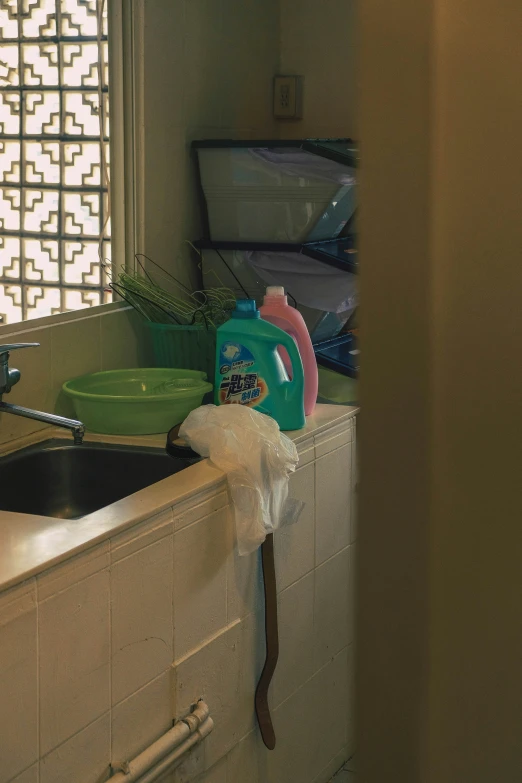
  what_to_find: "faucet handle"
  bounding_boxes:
[0,343,40,357]
[0,344,40,395]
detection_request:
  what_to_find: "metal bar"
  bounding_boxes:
[0,230,109,240]
[16,35,108,44]
[0,183,109,192]
[0,401,85,444]
[0,134,109,141]
[0,86,109,92]
[0,280,108,291]
[56,0,64,315]
[16,0,26,319]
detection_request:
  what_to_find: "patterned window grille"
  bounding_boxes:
[0,0,111,325]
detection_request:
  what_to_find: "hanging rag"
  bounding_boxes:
[176,404,305,749]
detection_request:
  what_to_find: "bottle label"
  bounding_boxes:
[218,342,267,406]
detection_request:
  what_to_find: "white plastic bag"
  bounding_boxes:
[179,405,304,555]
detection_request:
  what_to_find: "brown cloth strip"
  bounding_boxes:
[255,533,279,750]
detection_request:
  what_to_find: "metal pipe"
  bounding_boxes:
[109,701,212,783]
[0,401,85,445]
[135,717,214,783]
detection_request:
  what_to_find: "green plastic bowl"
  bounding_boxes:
[62,368,213,435]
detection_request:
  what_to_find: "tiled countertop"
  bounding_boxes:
[0,403,357,593]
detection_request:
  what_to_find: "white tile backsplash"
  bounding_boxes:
[110,508,173,563]
[315,445,352,566]
[266,647,351,783]
[351,430,358,544]
[111,536,174,705]
[37,541,109,601]
[314,751,351,783]
[0,601,37,783]
[0,578,36,626]
[173,489,229,533]
[173,508,231,661]
[39,713,111,783]
[344,753,357,772]
[39,570,110,754]
[240,611,267,737]
[274,462,316,593]
[175,616,261,773]
[270,572,315,710]
[296,438,316,467]
[0,326,53,444]
[8,766,38,783]
[100,308,147,371]
[315,419,354,459]
[309,648,351,778]
[51,316,101,418]
[111,670,173,769]
[226,536,264,624]
[348,543,356,646]
[193,757,228,783]
[225,730,268,783]
[314,547,351,670]
[267,670,320,783]
[0,399,355,782]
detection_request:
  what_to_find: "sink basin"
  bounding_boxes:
[0,439,197,519]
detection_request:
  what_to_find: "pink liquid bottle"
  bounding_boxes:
[260,286,318,416]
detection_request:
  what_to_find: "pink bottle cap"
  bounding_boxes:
[264,286,287,304]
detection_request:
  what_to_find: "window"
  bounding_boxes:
[0,0,112,325]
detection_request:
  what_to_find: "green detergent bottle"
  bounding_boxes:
[215,299,305,430]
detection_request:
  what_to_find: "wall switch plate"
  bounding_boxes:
[273,75,303,119]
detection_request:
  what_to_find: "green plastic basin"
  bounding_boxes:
[63,368,213,435]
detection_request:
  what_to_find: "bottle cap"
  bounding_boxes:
[232,299,260,319]
[266,286,285,297]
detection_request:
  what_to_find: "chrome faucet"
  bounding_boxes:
[0,343,85,445]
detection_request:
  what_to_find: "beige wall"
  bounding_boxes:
[139,0,356,284]
[279,0,356,139]
[139,0,280,286]
[358,1,522,781]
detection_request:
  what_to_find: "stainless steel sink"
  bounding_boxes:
[0,439,197,519]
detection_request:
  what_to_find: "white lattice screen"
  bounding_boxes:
[0,0,111,325]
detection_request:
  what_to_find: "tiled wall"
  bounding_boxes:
[278,0,356,139]
[0,306,151,447]
[0,417,356,783]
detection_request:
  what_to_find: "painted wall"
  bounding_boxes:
[140,0,356,280]
[139,0,280,286]
[278,0,356,139]
[358,0,522,781]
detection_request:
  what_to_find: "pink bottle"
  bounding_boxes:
[260,286,318,416]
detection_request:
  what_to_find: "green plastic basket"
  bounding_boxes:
[146,322,216,380]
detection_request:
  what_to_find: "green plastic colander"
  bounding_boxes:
[63,368,213,435]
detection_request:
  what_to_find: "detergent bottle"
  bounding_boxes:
[260,287,318,415]
[215,299,305,430]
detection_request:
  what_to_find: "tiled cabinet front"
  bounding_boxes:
[0,416,356,783]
